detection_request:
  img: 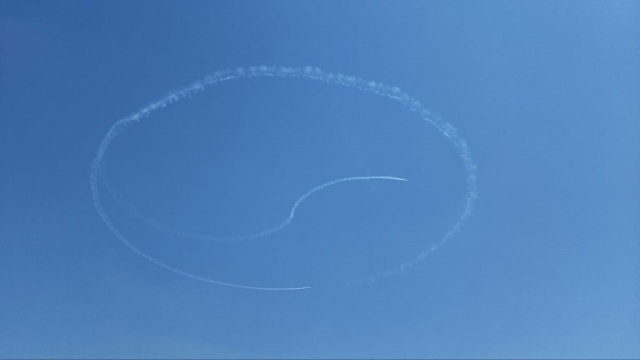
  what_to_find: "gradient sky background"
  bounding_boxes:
[1,1,638,358]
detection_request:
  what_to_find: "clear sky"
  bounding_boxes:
[1,1,638,358]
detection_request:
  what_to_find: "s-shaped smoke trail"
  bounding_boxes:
[100,172,407,242]
[91,66,477,290]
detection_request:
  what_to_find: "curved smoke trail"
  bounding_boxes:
[91,66,477,290]
[100,172,407,242]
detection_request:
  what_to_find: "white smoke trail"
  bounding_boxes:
[90,65,477,290]
[101,172,407,243]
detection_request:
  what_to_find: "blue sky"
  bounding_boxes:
[1,1,638,358]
